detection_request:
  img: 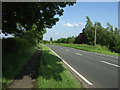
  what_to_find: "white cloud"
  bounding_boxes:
[63,22,84,28]
[55,33,59,35]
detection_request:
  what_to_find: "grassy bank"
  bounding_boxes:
[2,38,36,88]
[49,43,119,56]
[37,44,84,88]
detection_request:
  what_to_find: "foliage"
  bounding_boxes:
[2,38,32,55]
[2,2,75,39]
[74,28,86,44]
[42,40,50,44]
[75,16,120,53]
[55,36,75,43]
[50,37,53,42]
[2,38,36,88]
[22,24,46,44]
[67,36,75,43]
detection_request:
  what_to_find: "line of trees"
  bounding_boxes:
[54,16,120,53]
[54,36,75,43]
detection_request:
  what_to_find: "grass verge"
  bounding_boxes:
[2,38,36,89]
[49,43,120,56]
[37,44,84,88]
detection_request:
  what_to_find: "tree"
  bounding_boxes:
[75,16,120,53]
[2,2,75,38]
[74,28,86,44]
[106,23,114,33]
[23,26,46,44]
[50,37,53,42]
[55,36,75,44]
[84,16,94,45]
[67,36,75,43]
[93,22,97,46]
[107,26,120,52]
[93,22,104,46]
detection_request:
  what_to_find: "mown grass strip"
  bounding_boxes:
[49,43,119,56]
[38,44,84,88]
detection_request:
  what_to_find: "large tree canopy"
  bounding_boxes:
[2,2,75,36]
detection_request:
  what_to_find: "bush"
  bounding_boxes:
[95,44,110,51]
[2,38,32,55]
[2,38,36,88]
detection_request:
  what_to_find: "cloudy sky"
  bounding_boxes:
[43,2,118,41]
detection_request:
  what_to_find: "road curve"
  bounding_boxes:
[47,45,119,88]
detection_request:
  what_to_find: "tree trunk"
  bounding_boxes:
[94,25,96,46]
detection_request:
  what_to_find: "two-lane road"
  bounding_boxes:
[47,45,119,88]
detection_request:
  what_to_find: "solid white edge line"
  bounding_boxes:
[48,47,93,86]
[76,53,82,56]
[101,61,120,68]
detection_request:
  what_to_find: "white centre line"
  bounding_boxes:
[49,47,93,86]
[66,50,69,51]
[76,53,82,56]
[101,61,120,68]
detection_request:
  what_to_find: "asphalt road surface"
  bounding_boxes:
[47,45,119,88]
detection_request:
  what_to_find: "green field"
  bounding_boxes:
[37,44,84,88]
[49,43,119,56]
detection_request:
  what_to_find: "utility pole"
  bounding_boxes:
[94,23,96,46]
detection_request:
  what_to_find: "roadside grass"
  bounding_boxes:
[2,38,36,89]
[49,43,119,56]
[37,44,84,88]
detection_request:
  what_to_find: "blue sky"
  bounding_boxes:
[43,2,118,40]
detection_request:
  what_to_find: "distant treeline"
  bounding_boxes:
[45,16,120,53]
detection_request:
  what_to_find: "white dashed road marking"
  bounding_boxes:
[79,50,118,59]
[76,53,82,56]
[101,61,120,68]
[66,50,69,51]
